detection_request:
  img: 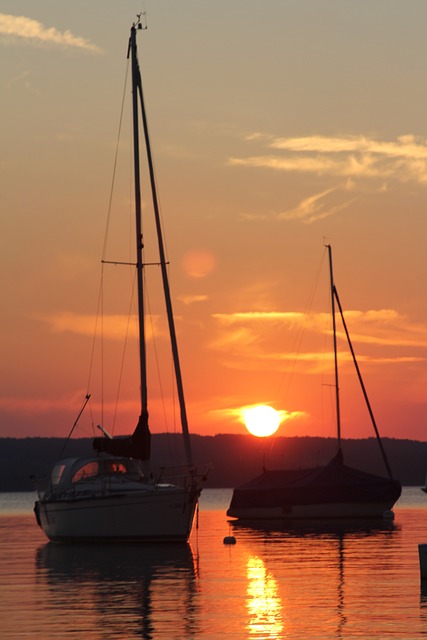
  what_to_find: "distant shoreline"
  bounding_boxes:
[1,434,425,491]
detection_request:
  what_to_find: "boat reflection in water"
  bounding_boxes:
[36,542,199,639]
[232,518,398,640]
[231,517,397,537]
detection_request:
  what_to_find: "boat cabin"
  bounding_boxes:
[40,456,146,500]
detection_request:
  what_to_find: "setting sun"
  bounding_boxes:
[242,405,281,438]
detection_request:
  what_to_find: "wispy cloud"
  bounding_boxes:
[229,133,427,185]
[0,14,102,53]
[236,185,356,224]
[277,186,357,224]
[272,134,427,159]
[39,312,165,341]
[334,309,427,349]
[178,294,209,305]
[214,307,427,349]
[0,393,139,426]
[211,308,427,373]
[0,392,90,414]
[213,311,303,324]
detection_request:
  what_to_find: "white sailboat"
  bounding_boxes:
[34,19,207,542]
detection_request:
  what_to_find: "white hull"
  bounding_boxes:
[227,501,394,521]
[36,486,198,542]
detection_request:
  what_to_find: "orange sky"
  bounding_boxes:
[2,2,427,441]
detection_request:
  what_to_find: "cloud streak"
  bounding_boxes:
[278,186,357,224]
[214,307,427,348]
[272,134,427,159]
[0,14,102,53]
[229,133,427,185]
[39,312,165,341]
[211,308,427,374]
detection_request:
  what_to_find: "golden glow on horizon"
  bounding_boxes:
[242,405,281,438]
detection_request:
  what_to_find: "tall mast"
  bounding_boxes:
[129,21,193,466]
[327,244,342,453]
[129,23,148,425]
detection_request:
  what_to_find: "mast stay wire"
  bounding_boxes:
[266,248,328,462]
[85,59,131,435]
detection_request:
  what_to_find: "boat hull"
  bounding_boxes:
[36,486,199,542]
[227,455,402,522]
[227,500,397,520]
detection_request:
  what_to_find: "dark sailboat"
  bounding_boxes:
[227,246,401,521]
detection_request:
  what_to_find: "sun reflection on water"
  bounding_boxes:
[246,556,284,638]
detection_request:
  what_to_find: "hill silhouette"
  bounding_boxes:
[0,434,426,491]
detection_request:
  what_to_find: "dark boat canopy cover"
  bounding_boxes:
[92,413,151,461]
[229,451,402,510]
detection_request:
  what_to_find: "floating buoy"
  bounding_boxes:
[383,510,395,520]
[223,535,236,545]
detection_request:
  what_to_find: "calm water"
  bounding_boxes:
[1,488,427,639]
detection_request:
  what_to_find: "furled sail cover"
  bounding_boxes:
[92,413,151,461]
[228,452,402,511]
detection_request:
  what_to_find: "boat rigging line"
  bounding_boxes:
[57,394,91,459]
